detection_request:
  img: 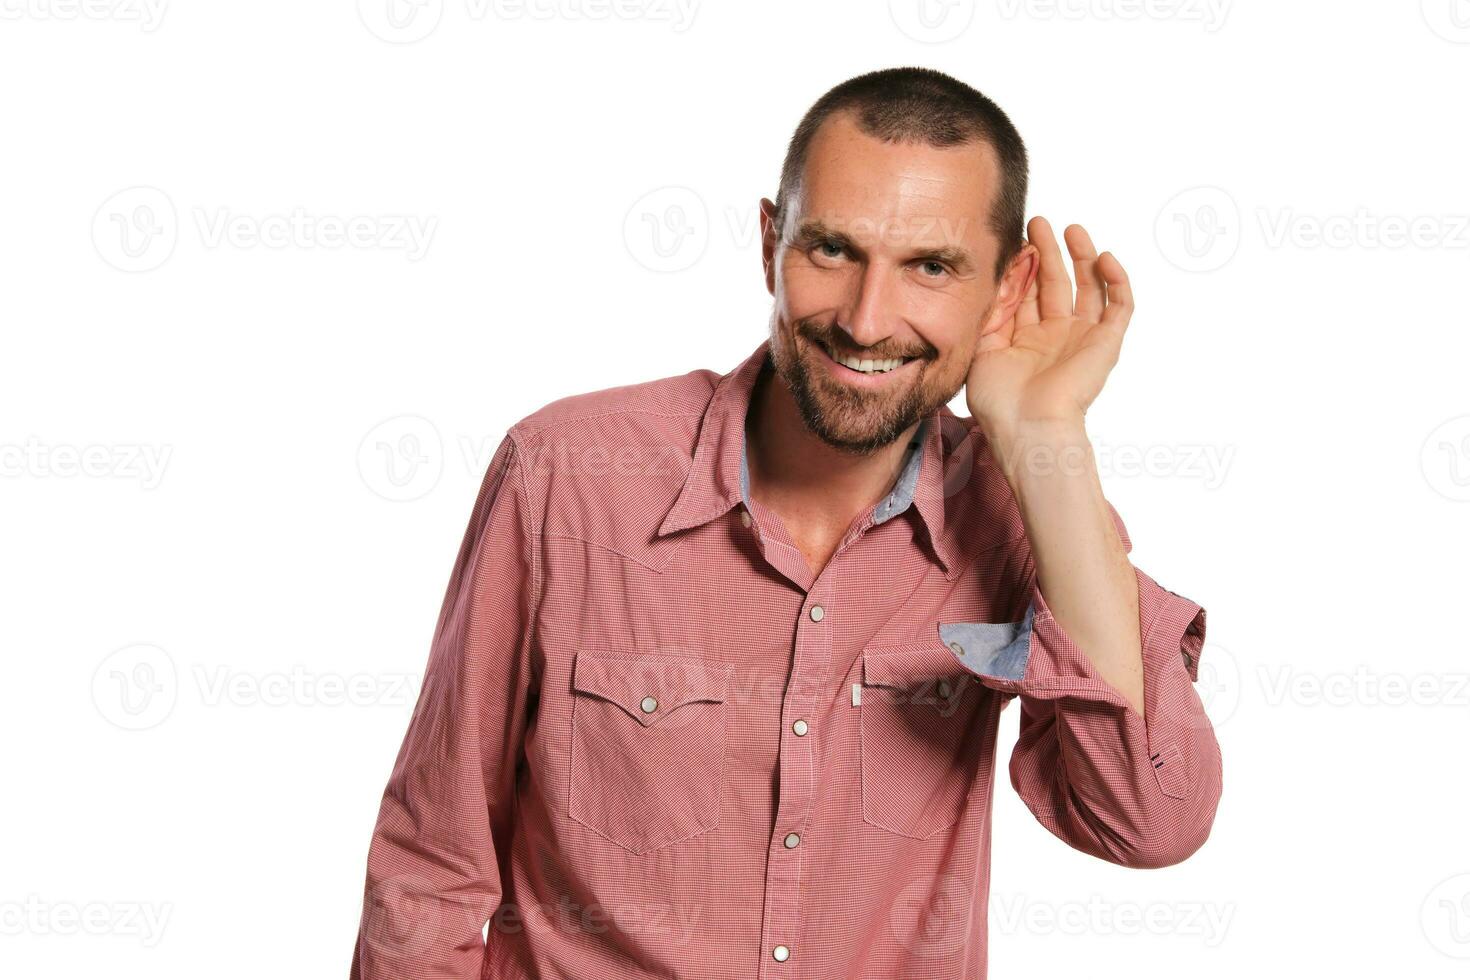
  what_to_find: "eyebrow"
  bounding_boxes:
[788,218,977,275]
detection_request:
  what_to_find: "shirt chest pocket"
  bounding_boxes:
[568,650,732,855]
[859,645,991,840]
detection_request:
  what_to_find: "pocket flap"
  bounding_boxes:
[861,645,966,693]
[573,651,731,726]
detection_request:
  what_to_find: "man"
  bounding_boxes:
[350,66,1220,979]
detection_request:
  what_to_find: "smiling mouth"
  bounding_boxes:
[813,337,920,375]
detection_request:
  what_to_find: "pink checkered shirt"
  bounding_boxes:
[350,338,1221,979]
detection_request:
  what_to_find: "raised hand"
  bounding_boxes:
[965,217,1134,440]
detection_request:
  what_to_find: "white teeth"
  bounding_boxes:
[824,341,907,374]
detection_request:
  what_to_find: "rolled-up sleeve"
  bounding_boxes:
[944,508,1220,869]
[350,432,540,979]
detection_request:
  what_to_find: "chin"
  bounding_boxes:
[804,385,928,454]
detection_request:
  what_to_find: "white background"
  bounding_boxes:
[3,1,1469,976]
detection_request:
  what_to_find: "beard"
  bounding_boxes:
[768,315,955,455]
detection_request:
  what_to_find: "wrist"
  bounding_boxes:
[981,417,1093,487]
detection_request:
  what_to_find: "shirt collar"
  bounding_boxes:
[657,338,956,575]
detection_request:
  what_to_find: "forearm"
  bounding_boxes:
[989,419,1145,717]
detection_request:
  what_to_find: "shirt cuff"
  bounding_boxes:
[941,568,1207,714]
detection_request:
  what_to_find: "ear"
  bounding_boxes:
[759,197,779,297]
[979,242,1039,338]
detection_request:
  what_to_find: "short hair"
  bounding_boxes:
[773,66,1028,280]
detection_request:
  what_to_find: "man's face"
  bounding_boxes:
[760,110,1020,454]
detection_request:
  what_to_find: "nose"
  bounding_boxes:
[838,260,896,350]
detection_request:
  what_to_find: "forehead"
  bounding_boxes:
[793,110,1000,249]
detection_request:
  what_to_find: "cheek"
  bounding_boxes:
[779,263,854,318]
[910,290,983,355]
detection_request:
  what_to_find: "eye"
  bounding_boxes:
[811,239,847,264]
[916,259,951,279]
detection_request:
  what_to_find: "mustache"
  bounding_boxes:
[796,322,933,363]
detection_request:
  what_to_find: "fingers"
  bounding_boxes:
[1021,218,1134,347]
[1095,250,1134,342]
[1027,216,1073,321]
[1065,224,1106,322]
[1014,260,1040,329]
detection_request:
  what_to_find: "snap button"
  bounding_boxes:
[948,641,964,657]
[783,832,800,849]
[792,719,808,736]
[640,696,658,713]
[739,508,751,528]
[809,605,824,622]
[772,945,790,962]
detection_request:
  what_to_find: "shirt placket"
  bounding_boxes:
[734,415,924,974]
[742,495,879,976]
